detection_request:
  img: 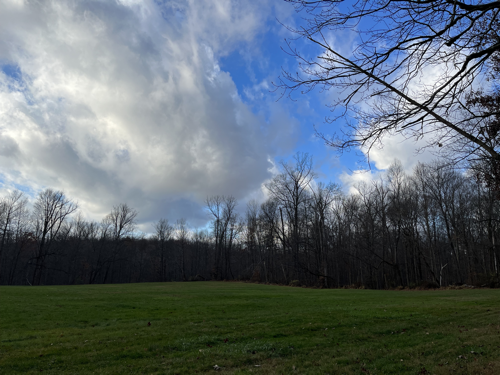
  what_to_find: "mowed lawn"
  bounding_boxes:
[0,282,499,374]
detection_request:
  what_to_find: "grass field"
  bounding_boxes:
[0,282,499,374]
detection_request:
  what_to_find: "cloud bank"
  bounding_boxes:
[0,0,296,228]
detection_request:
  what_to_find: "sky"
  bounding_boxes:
[0,0,438,231]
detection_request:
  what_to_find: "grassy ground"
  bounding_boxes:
[0,282,499,374]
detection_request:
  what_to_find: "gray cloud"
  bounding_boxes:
[0,0,296,229]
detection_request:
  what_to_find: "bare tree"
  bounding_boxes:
[86,220,110,284]
[154,218,174,282]
[309,182,342,286]
[266,152,315,278]
[0,191,29,284]
[221,196,238,280]
[30,189,78,285]
[245,200,264,280]
[259,198,282,283]
[205,195,238,279]
[280,0,500,165]
[206,195,224,279]
[175,218,189,281]
[104,203,138,241]
[466,72,500,195]
[0,191,27,281]
[101,204,137,283]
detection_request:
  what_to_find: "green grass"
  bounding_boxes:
[0,282,499,374]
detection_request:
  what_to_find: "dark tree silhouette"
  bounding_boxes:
[279,0,500,165]
[31,189,77,285]
[154,218,174,282]
[467,51,500,195]
[0,155,498,288]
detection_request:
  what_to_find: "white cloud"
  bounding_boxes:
[339,169,377,195]
[337,133,441,195]
[0,0,296,230]
[363,133,439,172]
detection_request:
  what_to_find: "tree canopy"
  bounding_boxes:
[280,0,500,168]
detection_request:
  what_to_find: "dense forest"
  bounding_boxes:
[0,155,498,288]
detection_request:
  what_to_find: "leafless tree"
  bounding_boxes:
[154,218,174,282]
[206,195,224,279]
[266,152,316,278]
[221,196,239,280]
[175,218,189,281]
[101,203,137,283]
[205,195,238,279]
[466,68,500,195]
[104,203,138,241]
[309,182,342,286]
[0,191,27,281]
[31,189,78,285]
[82,220,105,284]
[0,191,29,283]
[259,198,282,283]
[280,0,500,165]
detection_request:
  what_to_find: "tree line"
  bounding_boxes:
[0,154,498,288]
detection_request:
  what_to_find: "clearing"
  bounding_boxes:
[0,282,499,374]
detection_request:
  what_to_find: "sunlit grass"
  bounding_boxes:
[1,282,499,374]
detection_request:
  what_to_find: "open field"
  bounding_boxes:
[0,282,499,374]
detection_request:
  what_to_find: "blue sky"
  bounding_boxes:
[0,0,436,231]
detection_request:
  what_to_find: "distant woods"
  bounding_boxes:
[0,154,499,288]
